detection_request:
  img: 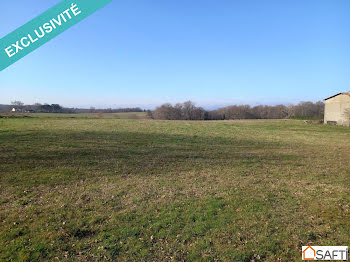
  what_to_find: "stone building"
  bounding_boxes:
[324,92,350,126]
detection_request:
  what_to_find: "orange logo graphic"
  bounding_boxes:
[303,246,316,260]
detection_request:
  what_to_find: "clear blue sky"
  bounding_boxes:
[1,0,349,109]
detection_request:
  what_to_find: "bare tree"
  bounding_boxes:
[153,103,175,120]
[182,101,196,120]
[152,101,324,121]
[153,101,206,120]
[11,100,24,106]
[11,100,24,108]
[11,101,24,112]
[146,110,153,119]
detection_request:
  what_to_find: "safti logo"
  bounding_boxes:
[302,246,348,260]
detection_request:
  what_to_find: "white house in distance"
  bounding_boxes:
[324,92,350,126]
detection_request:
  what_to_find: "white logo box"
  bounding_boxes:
[302,246,348,261]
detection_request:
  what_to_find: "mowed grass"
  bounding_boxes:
[0,116,350,261]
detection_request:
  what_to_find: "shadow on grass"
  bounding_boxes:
[0,129,296,187]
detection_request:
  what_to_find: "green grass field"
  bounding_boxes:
[1,115,350,261]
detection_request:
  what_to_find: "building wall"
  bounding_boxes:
[324,94,350,126]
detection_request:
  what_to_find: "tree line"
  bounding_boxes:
[149,101,324,120]
[2,101,143,114]
[3,100,325,120]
